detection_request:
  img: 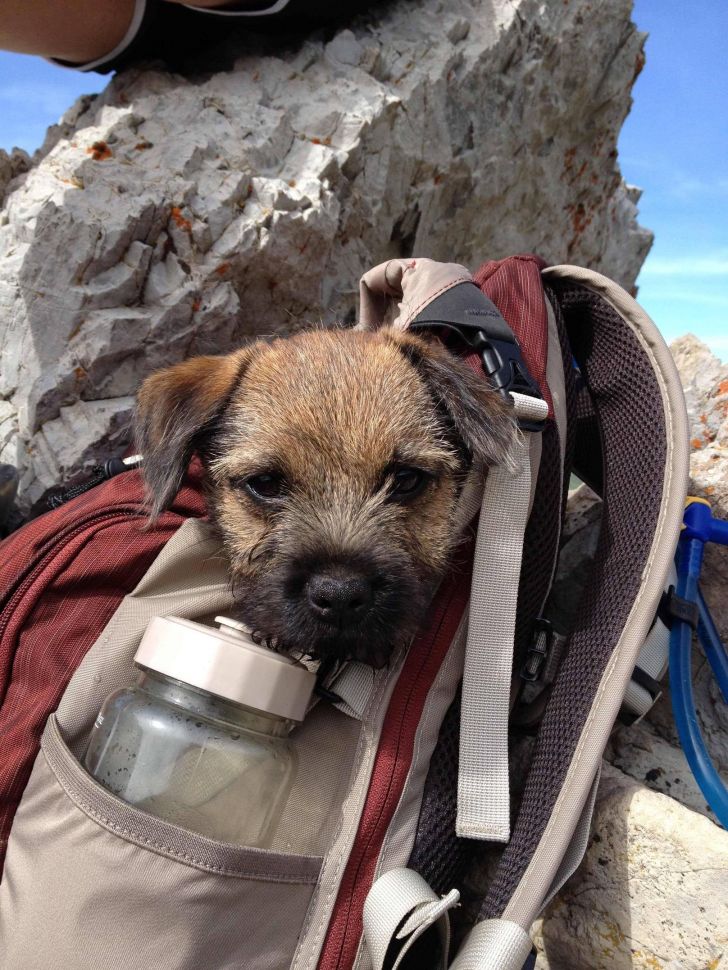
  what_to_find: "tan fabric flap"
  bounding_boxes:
[358,257,472,331]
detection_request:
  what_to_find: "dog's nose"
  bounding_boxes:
[307,568,373,625]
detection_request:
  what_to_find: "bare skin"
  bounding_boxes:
[0,0,137,62]
[0,0,270,63]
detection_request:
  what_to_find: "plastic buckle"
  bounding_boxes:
[618,664,664,727]
[409,282,546,432]
[520,618,554,682]
[631,664,663,703]
[412,321,546,432]
[467,330,546,433]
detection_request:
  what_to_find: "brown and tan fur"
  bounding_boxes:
[135,328,518,666]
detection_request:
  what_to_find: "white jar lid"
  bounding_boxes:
[134,616,315,722]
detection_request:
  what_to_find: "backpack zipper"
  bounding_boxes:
[0,506,144,651]
[317,550,473,970]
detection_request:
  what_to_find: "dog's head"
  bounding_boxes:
[135,328,517,666]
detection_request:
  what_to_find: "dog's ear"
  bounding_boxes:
[388,331,520,472]
[135,347,254,517]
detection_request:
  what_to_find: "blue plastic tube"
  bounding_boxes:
[697,588,728,703]
[670,530,728,828]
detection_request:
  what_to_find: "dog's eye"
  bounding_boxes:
[241,473,286,501]
[388,466,429,501]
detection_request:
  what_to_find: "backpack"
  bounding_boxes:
[0,254,689,970]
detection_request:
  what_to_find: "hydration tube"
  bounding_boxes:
[669,497,728,828]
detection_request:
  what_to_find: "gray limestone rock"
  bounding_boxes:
[0,149,31,208]
[0,0,650,503]
[533,764,728,970]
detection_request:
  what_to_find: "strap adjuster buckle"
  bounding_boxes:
[409,281,546,432]
[467,331,546,432]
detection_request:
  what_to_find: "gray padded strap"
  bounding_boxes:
[457,393,549,842]
[449,919,533,970]
[363,868,459,970]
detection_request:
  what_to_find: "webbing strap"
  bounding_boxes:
[363,868,459,970]
[620,569,674,722]
[331,661,380,720]
[449,918,533,970]
[457,392,549,842]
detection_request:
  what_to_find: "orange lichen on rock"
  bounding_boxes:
[170,206,192,232]
[568,201,592,235]
[86,141,112,161]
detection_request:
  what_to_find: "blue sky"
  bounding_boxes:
[619,0,728,359]
[0,2,726,358]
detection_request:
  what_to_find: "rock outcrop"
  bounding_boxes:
[533,335,728,970]
[533,764,728,970]
[0,0,650,504]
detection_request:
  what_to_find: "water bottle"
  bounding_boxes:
[84,615,315,847]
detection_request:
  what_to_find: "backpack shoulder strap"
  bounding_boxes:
[476,265,689,936]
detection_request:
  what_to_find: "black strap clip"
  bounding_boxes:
[618,664,664,727]
[659,585,699,631]
[520,618,555,683]
[410,282,546,432]
[631,664,663,701]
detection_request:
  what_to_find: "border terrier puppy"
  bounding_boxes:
[135,328,517,667]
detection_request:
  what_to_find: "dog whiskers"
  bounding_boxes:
[250,629,281,651]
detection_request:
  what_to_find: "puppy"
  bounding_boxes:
[135,328,517,667]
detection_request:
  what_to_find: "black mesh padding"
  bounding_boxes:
[480,282,668,917]
[573,385,604,495]
[408,693,473,894]
[545,284,579,519]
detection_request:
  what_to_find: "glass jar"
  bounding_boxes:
[84,615,315,848]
